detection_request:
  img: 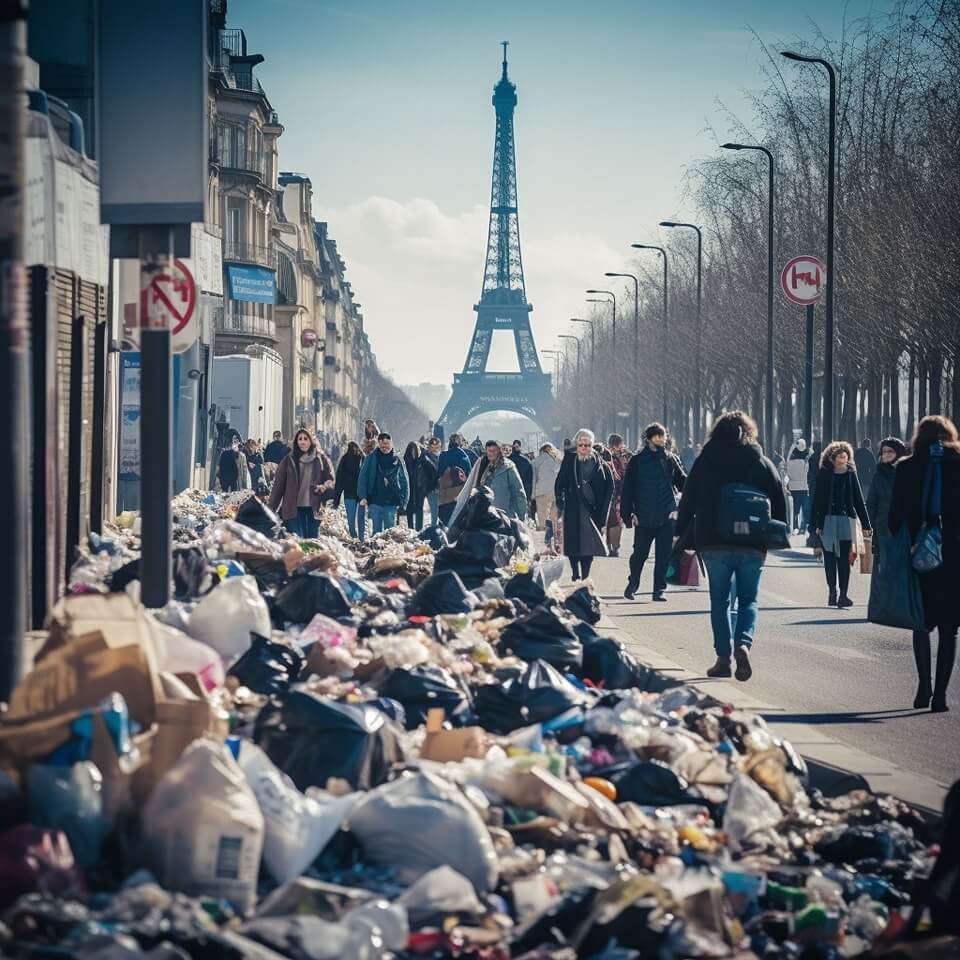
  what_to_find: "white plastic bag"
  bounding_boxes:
[140,739,264,913]
[722,772,782,853]
[149,617,225,692]
[187,575,271,662]
[238,741,360,884]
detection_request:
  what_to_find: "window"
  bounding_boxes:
[227,205,241,244]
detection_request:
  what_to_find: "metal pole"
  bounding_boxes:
[662,253,669,425]
[0,1,28,698]
[824,62,836,445]
[694,234,702,444]
[632,279,639,447]
[804,303,814,442]
[765,150,775,454]
[139,227,174,608]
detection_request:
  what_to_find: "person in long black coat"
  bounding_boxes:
[889,415,960,713]
[554,430,614,581]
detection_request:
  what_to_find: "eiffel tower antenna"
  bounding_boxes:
[435,44,553,437]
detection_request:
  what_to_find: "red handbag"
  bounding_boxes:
[678,551,700,587]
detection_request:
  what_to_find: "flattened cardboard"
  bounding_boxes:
[419,708,489,762]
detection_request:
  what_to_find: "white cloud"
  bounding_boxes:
[316,195,624,385]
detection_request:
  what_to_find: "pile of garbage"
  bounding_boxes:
[0,488,949,959]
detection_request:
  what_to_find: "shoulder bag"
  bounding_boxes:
[912,443,943,574]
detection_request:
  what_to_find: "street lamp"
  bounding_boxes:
[781,50,837,444]
[570,318,595,365]
[558,334,582,383]
[605,271,641,447]
[631,244,669,424]
[585,290,617,355]
[541,349,560,393]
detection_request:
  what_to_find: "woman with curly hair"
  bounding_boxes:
[811,440,871,608]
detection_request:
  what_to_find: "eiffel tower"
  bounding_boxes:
[435,43,552,436]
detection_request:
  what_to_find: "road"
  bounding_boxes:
[581,532,959,788]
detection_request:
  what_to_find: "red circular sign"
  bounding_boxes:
[780,255,825,306]
[139,258,197,333]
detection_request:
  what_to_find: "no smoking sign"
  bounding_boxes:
[139,258,198,352]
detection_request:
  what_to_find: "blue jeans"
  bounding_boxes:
[284,506,318,539]
[791,491,809,532]
[426,491,439,527]
[368,503,396,535]
[703,548,765,658]
[344,498,366,540]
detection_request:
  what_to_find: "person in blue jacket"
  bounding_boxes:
[357,432,410,535]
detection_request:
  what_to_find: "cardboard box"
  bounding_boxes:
[419,708,489,763]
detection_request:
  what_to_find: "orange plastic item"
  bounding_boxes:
[582,777,617,801]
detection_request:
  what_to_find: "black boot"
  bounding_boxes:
[932,628,957,713]
[828,590,838,606]
[912,632,932,709]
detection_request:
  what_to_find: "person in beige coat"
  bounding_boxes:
[268,429,334,538]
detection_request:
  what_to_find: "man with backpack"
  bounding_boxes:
[357,432,410,535]
[436,434,472,525]
[675,410,787,682]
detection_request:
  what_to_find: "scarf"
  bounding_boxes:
[480,453,504,487]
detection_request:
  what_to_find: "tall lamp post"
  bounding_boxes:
[720,142,777,451]
[631,244,669,425]
[654,226,702,443]
[781,50,837,444]
[571,318,596,431]
[586,290,616,434]
[558,334,582,388]
[605,272,640,447]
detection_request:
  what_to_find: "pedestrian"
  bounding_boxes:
[357,432,410,535]
[361,419,379,456]
[437,434,472,525]
[621,422,686,602]
[812,441,871,608]
[263,430,289,466]
[510,439,534,508]
[467,437,482,465]
[605,434,631,558]
[786,438,810,533]
[333,441,365,540]
[675,410,787,681]
[554,429,613,582]
[403,441,426,530]
[245,439,265,490]
[855,437,877,498]
[452,440,527,523]
[422,437,442,527]
[889,415,960,713]
[532,443,561,546]
[806,439,823,543]
[268,429,335,538]
[866,437,908,546]
[217,438,245,492]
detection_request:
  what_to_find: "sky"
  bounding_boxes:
[231,0,895,386]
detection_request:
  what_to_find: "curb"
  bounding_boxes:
[595,612,947,821]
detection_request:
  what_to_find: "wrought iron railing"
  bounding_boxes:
[210,140,265,179]
[223,241,276,269]
[215,306,275,340]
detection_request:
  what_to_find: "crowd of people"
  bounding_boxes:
[213,411,958,714]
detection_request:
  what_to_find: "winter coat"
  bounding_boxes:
[532,451,561,498]
[268,452,334,521]
[854,446,877,493]
[357,448,410,507]
[865,461,896,541]
[404,451,424,506]
[437,446,472,506]
[263,439,289,464]
[554,451,614,559]
[889,446,960,629]
[510,451,534,500]
[786,445,809,491]
[217,448,244,488]
[333,451,364,506]
[619,446,686,528]
[451,456,527,522]
[418,452,440,499]
[676,439,787,553]
[606,448,631,527]
[811,466,870,532]
[246,451,265,488]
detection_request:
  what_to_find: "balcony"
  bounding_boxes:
[223,241,276,269]
[215,306,275,341]
[211,141,265,180]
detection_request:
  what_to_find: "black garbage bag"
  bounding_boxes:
[504,570,546,607]
[417,525,449,550]
[446,486,531,553]
[433,531,514,588]
[255,688,402,791]
[474,659,592,734]
[497,604,583,672]
[273,572,352,622]
[228,633,304,695]
[235,495,284,539]
[611,759,703,807]
[109,558,140,592]
[379,664,470,729]
[579,633,667,691]
[173,546,216,598]
[564,585,602,625]
[408,570,475,616]
[243,554,291,592]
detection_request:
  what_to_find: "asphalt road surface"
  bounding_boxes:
[582,532,960,788]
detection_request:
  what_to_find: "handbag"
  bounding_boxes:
[868,527,925,631]
[860,530,873,574]
[912,443,943,574]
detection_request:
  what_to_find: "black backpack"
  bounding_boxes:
[717,483,773,548]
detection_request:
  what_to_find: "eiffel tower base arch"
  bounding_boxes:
[434,373,555,439]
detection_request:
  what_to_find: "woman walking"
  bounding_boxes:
[812,441,871,608]
[268,429,335,538]
[605,434,630,558]
[245,439,265,490]
[451,440,527,523]
[532,443,562,546]
[889,416,960,712]
[333,441,365,540]
[403,441,426,530]
[554,429,613,581]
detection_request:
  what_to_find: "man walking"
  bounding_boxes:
[264,431,289,465]
[510,440,534,509]
[854,438,877,498]
[217,437,246,492]
[621,423,686,601]
[786,438,810,533]
[357,432,410,535]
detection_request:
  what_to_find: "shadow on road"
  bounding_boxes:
[764,708,932,725]
[789,617,870,626]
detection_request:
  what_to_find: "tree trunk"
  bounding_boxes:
[919,357,928,419]
[929,353,942,415]
[890,361,901,440]
[953,343,960,423]
[907,350,915,434]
